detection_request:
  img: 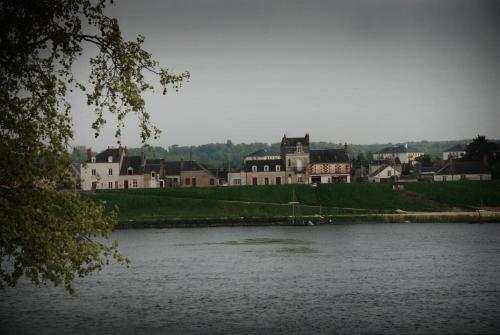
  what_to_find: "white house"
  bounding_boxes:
[374,144,424,164]
[442,144,467,160]
[368,164,401,182]
[434,161,491,182]
[80,147,126,190]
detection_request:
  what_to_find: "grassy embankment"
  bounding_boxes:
[88,180,500,226]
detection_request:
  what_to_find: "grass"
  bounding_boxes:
[86,181,500,224]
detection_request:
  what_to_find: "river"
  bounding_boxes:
[1,223,500,334]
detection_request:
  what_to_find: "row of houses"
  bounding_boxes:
[80,136,492,190]
[227,134,351,186]
[80,146,219,191]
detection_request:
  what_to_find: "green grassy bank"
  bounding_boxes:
[87,180,500,225]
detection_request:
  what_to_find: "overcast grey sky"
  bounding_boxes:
[70,0,500,149]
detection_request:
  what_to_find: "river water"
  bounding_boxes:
[1,223,500,334]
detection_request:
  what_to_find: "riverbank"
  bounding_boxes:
[115,211,500,229]
[85,181,500,228]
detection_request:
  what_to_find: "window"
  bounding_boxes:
[132,179,138,188]
[108,168,113,176]
[252,165,257,172]
[91,157,96,163]
[233,178,241,185]
[264,177,269,185]
[108,182,113,189]
[276,165,281,172]
[264,165,269,172]
[185,178,191,185]
[252,177,258,185]
[442,176,447,182]
[108,156,113,163]
[127,167,133,175]
[297,176,303,183]
[276,177,281,185]
[296,143,303,153]
[91,169,96,176]
[387,170,392,177]
[210,178,215,185]
[151,172,155,178]
[288,159,291,167]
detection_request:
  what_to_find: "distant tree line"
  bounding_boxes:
[72,138,499,171]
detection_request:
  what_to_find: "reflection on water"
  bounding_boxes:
[1,224,500,334]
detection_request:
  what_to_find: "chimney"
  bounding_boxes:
[86,148,92,160]
[344,142,348,154]
[141,150,146,166]
[305,133,309,144]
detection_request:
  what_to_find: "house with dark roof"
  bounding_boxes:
[309,148,351,184]
[434,160,491,182]
[281,134,310,184]
[373,144,424,164]
[242,158,285,185]
[368,164,401,182]
[229,133,352,186]
[442,144,467,160]
[80,146,128,190]
[179,160,218,188]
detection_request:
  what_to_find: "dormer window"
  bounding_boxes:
[108,156,113,163]
[264,165,269,172]
[91,157,96,163]
[127,167,133,175]
[276,165,281,172]
[151,172,155,178]
[252,165,257,172]
[296,143,303,153]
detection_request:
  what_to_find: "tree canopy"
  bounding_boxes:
[0,0,189,294]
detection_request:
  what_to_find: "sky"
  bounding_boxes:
[70,0,500,150]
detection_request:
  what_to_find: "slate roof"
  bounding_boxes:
[310,149,349,163]
[165,161,181,175]
[245,149,279,157]
[444,144,467,152]
[120,156,143,175]
[377,145,421,154]
[94,148,120,163]
[369,164,391,177]
[144,159,163,174]
[281,134,309,146]
[436,161,491,175]
[244,159,283,172]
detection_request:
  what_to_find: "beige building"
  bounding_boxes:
[368,164,401,182]
[179,161,217,188]
[80,147,126,190]
[374,144,424,165]
[244,159,285,185]
[281,134,310,184]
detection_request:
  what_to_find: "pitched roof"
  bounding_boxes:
[310,149,349,163]
[165,161,181,175]
[436,161,491,175]
[369,164,391,177]
[245,149,279,157]
[144,159,163,174]
[94,148,120,163]
[244,159,283,172]
[120,156,143,175]
[444,144,467,152]
[281,134,309,146]
[377,145,421,154]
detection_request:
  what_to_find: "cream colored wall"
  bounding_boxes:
[245,171,286,185]
[80,162,120,190]
[118,174,145,189]
[228,171,247,186]
[434,174,492,182]
[180,170,217,187]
